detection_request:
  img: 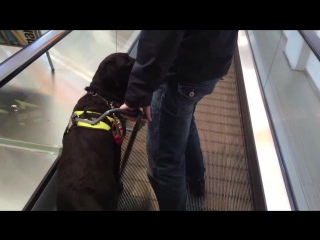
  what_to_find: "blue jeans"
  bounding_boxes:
[146,78,220,211]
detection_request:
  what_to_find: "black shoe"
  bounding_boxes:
[118,181,124,193]
[188,179,205,197]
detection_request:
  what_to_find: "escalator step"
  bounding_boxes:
[118,62,254,211]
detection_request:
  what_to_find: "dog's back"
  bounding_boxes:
[56,53,135,211]
[56,95,118,211]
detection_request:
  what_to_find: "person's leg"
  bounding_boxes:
[146,78,219,211]
[185,115,206,196]
[146,82,189,211]
[185,115,204,182]
[184,78,221,197]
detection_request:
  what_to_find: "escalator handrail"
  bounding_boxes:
[298,30,320,62]
[0,30,72,89]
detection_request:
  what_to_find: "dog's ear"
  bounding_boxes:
[91,53,135,100]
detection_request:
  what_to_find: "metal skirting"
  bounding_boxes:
[117,62,254,211]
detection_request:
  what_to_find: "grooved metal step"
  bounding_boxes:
[117,62,254,211]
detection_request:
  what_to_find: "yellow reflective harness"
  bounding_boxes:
[64,109,126,145]
[65,110,114,134]
[63,92,126,144]
[74,110,114,131]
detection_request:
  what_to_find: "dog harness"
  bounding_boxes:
[68,110,114,130]
[64,110,125,145]
[64,92,126,145]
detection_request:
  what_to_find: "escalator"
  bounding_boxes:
[1,30,272,211]
[116,39,262,211]
[118,50,255,211]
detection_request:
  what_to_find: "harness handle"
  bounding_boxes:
[115,109,144,118]
[74,108,143,126]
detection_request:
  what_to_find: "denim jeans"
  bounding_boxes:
[146,78,220,211]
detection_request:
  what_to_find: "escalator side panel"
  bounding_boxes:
[234,46,267,211]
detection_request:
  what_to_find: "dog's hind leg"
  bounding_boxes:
[56,193,75,211]
[56,191,114,211]
[76,196,106,211]
[73,194,117,211]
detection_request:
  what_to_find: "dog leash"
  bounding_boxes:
[119,113,143,178]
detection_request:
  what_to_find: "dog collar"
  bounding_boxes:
[87,91,121,109]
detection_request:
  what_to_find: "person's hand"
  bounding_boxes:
[119,103,151,124]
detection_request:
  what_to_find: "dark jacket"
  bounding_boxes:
[125,30,239,108]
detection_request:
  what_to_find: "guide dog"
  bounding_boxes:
[56,52,135,211]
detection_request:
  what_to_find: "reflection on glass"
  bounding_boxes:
[115,30,140,52]
[248,30,320,210]
[0,146,56,210]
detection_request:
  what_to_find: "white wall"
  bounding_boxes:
[305,31,320,91]
[283,30,320,93]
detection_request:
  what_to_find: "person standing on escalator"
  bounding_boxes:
[120,30,239,211]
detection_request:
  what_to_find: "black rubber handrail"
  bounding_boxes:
[298,30,320,62]
[0,30,72,89]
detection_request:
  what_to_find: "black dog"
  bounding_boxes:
[56,53,135,211]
